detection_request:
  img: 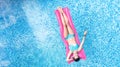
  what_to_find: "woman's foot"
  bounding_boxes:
[58,7,69,25]
[84,30,87,36]
[57,7,66,26]
[57,7,64,14]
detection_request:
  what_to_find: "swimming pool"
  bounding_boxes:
[0,0,120,67]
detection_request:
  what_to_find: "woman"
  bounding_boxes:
[58,7,87,62]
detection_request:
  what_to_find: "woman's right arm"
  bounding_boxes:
[78,31,87,51]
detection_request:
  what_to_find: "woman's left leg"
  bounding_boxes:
[58,7,68,38]
[66,21,74,34]
[61,9,77,45]
[59,8,74,34]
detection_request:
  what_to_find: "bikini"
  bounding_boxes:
[65,34,79,51]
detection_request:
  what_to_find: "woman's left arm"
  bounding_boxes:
[66,51,72,61]
[66,58,73,62]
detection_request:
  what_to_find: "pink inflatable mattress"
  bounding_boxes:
[55,7,86,63]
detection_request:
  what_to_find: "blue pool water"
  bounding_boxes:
[0,0,120,67]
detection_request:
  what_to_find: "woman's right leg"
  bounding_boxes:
[59,8,77,44]
[58,7,68,38]
[58,7,74,34]
[58,7,76,45]
[66,23,74,34]
[58,7,74,35]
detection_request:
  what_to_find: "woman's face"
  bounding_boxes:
[73,51,79,59]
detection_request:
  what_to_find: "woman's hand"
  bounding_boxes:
[66,59,69,61]
[84,30,87,36]
[66,58,73,62]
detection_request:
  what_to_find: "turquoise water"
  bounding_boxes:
[0,0,120,67]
